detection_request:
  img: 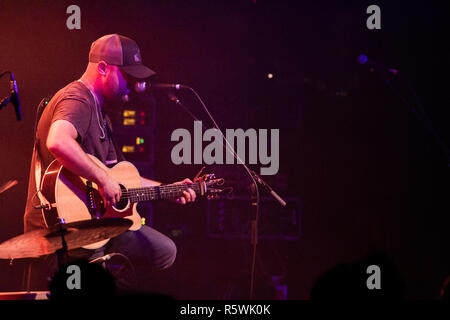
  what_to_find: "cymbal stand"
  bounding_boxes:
[55,218,68,269]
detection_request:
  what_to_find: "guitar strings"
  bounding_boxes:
[120,185,200,199]
[122,184,201,192]
[121,185,199,195]
[119,186,207,203]
[104,182,215,201]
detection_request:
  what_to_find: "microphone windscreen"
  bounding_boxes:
[134,81,147,93]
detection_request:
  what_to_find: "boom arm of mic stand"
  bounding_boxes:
[250,170,287,207]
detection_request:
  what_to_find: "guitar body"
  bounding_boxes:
[40,155,143,249]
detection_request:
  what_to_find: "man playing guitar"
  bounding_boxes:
[23,34,197,292]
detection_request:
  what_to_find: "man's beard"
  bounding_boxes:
[104,89,129,103]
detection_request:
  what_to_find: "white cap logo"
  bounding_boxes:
[134,52,141,62]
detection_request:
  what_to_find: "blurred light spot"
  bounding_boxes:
[123,118,136,125]
[122,145,135,153]
[123,110,136,117]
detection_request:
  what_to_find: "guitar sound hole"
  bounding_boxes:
[114,184,129,211]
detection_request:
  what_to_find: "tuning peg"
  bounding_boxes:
[197,173,213,182]
[193,166,207,182]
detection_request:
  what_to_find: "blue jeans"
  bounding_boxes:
[103,225,177,292]
[25,225,177,293]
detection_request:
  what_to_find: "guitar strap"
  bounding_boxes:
[34,96,53,210]
[104,114,126,162]
[34,143,52,210]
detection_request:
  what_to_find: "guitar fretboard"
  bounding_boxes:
[125,183,202,203]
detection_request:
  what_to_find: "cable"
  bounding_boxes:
[383,73,449,164]
[89,252,138,289]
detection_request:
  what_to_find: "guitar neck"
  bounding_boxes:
[127,183,202,203]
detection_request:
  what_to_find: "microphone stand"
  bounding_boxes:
[55,220,69,270]
[0,96,12,111]
[0,72,11,111]
[0,71,12,111]
[165,87,286,299]
[0,71,22,120]
[250,170,287,207]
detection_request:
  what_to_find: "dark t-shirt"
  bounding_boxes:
[24,81,119,232]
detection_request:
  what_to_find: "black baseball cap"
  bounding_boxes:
[89,34,156,79]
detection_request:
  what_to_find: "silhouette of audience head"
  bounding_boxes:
[48,259,116,300]
[440,276,450,300]
[310,251,405,300]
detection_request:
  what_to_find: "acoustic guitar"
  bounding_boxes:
[39,154,225,249]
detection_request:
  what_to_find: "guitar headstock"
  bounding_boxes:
[194,173,232,199]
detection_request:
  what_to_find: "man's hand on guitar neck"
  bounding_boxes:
[140,176,196,205]
[172,178,197,205]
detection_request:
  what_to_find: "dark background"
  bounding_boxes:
[0,0,448,299]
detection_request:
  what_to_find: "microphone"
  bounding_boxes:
[150,83,186,90]
[357,54,399,75]
[122,82,186,103]
[9,73,22,120]
[122,81,149,102]
[134,82,187,92]
[134,81,147,93]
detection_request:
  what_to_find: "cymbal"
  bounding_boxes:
[0,180,18,194]
[0,218,132,260]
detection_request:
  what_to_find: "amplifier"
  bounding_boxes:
[207,196,301,240]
